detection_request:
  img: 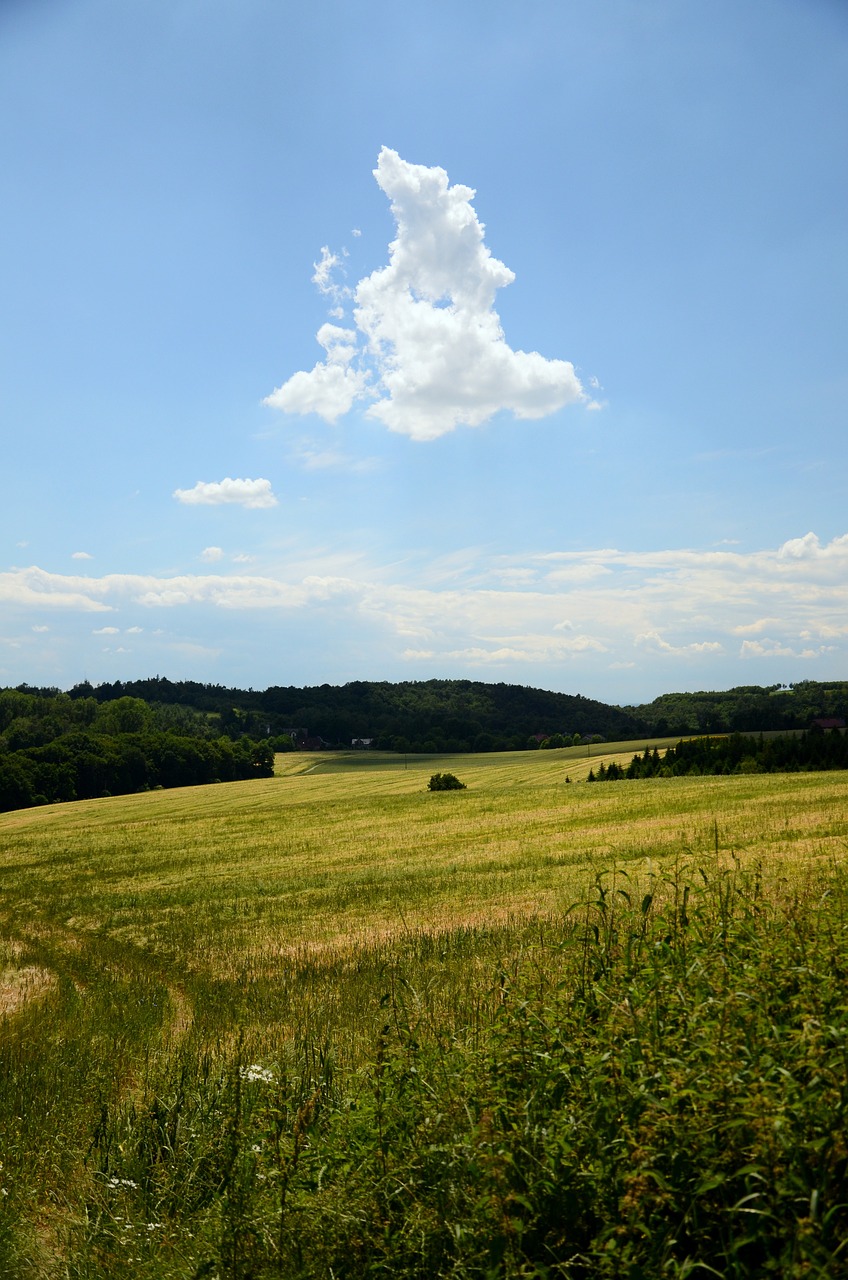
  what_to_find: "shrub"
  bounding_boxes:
[427,772,466,791]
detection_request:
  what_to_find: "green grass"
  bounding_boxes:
[1,748,847,1276]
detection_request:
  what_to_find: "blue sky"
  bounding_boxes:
[2,0,846,704]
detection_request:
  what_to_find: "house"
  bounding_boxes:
[351,737,374,748]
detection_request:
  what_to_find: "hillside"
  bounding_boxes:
[60,676,644,750]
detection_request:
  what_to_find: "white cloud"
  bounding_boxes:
[173,478,278,509]
[733,617,783,635]
[72,551,93,560]
[265,147,584,440]
[740,638,833,660]
[636,631,724,657]
[200,546,225,563]
[290,439,380,473]
[778,532,848,561]
[3,532,847,684]
[93,626,120,635]
[31,624,49,633]
[264,325,368,422]
[312,246,342,296]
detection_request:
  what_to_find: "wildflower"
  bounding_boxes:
[240,1064,274,1084]
[106,1176,138,1190]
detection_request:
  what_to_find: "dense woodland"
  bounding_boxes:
[1,677,847,814]
[14,677,646,752]
[589,726,848,782]
[0,689,274,812]
[628,680,848,736]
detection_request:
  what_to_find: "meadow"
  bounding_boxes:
[1,745,846,1277]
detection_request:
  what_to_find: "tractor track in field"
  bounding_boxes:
[0,912,196,1276]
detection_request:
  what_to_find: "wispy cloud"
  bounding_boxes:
[3,532,846,680]
[173,478,278,509]
[72,550,93,560]
[265,148,585,440]
[290,439,381,473]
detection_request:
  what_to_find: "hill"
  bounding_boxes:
[60,676,644,750]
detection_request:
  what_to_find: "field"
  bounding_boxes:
[1,746,847,1277]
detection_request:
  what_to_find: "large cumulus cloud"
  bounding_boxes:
[264,148,585,440]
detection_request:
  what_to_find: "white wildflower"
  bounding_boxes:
[240,1064,274,1084]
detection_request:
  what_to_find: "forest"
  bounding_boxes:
[0,689,274,812]
[12,676,848,747]
[1,677,847,815]
[589,725,848,781]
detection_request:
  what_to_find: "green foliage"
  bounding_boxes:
[0,697,275,813]
[60,676,642,750]
[3,759,848,1273]
[6,861,845,1276]
[628,680,848,736]
[427,771,466,791]
[588,730,848,783]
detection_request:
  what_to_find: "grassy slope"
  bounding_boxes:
[1,745,842,968]
[1,749,847,1276]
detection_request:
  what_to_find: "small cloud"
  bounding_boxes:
[32,624,49,633]
[173,478,278,509]
[125,626,143,634]
[231,553,255,564]
[740,637,832,660]
[16,540,28,549]
[778,532,821,560]
[72,551,93,560]
[93,626,120,635]
[636,631,723,657]
[312,245,341,295]
[351,227,362,237]
[200,546,225,563]
[292,441,379,473]
[264,325,368,423]
[740,638,798,659]
[733,617,783,636]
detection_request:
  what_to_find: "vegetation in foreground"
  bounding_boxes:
[1,755,846,1276]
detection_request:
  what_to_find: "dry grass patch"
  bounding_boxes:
[0,965,56,1016]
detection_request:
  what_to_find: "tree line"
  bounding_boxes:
[588,727,848,782]
[0,690,274,813]
[25,677,644,753]
[625,681,848,737]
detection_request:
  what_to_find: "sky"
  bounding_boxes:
[1,0,846,706]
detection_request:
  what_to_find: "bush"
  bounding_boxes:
[427,772,466,791]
